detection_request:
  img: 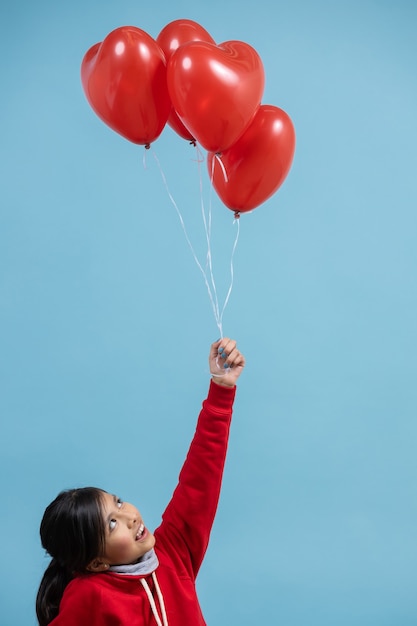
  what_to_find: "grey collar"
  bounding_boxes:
[108,548,159,576]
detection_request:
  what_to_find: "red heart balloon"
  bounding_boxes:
[81,26,171,145]
[207,105,296,213]
[157,19,216,142]
[167,40,265,152]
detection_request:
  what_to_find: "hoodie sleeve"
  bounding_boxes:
[154,380,236,579]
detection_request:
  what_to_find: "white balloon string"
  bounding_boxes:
[190,144,205,165]
[145,147,240,340]
[219,216,240,327]
[143,150,149,170]
[198,147,221,324]
[198,149,239,337]
[214,153,229,183]
[148,148,223,335]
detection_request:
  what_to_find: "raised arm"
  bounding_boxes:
[154,338,245,578]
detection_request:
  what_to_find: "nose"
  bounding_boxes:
[124,510,137,528]
[123,515,134,527]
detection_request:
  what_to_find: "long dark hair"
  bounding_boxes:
[36,487,106,626]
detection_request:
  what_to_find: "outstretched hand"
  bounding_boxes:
[209,338,245,387]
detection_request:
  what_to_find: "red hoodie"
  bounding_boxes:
[50,381,236,625]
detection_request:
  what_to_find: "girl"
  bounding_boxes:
[36,338,245,626]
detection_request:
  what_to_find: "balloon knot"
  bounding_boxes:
[189,139,196,147]
[234,211,241,219]
[145,143,151,150]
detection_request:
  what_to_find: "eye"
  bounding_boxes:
[107,497,123,532]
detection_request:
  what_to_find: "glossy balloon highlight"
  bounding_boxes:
[81,26,171,145]
[207,105,296,212]
[167,40,265,152]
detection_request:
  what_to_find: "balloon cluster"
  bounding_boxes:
[81,19,296,214]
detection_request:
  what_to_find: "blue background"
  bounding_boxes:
[1,1,417,624]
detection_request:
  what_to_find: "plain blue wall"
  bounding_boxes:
[1,1,417,624]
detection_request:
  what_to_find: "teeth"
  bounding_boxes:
[136,523,144,539]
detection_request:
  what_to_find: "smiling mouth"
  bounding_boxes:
[136,523,145,541]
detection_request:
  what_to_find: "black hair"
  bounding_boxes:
[36,487,106,626]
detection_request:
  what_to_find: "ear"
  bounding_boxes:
[86,559,109,573]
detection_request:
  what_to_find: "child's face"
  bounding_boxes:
[99,491,156,565]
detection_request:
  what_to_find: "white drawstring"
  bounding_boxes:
[140,572,168,626]
[152,572,168,626]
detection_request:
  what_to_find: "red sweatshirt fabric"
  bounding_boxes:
[50,380,236,625]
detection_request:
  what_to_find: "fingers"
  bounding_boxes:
[210,337,245,387]
[214,338,245,370]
